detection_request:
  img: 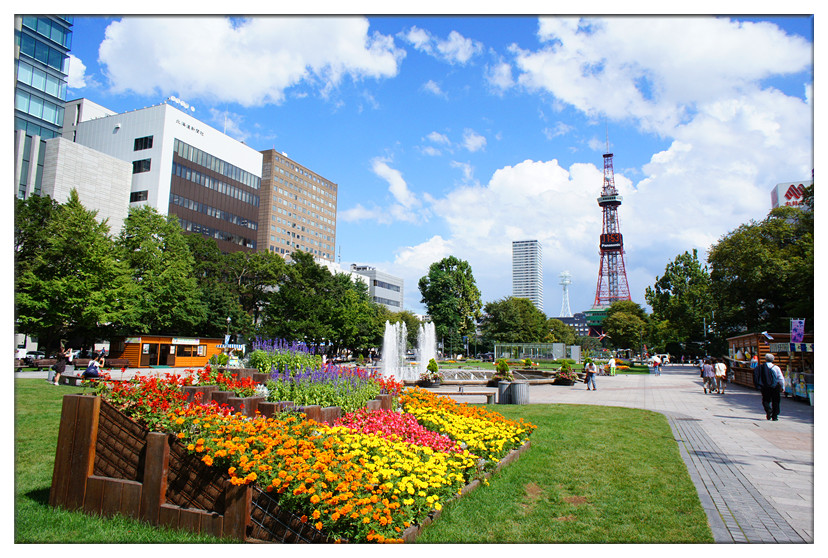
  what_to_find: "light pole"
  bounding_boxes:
[225,316,231,343]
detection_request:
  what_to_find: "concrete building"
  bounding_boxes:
[14,15,73,199]
[40,136,133,232]
[512,240,543,312]
[349,265,404,311]
[260,150,337,260]
[71,99,263,253]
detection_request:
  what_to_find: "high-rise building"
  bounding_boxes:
[260,150,337,260]
[350,265,404,311]
[14,15,73,198]
[70,99,263,252]
[512,240,543,312]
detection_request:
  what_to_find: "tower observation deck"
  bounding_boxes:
[592,150,631,308]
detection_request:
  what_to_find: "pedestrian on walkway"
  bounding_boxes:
[608,357,616,376]
[653,355,662,375]
[714,358,727,394]
[584,359,597,390]
[753,353,785,420]
[702,359,716,394]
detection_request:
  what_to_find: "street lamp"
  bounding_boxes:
[225,317,231,343]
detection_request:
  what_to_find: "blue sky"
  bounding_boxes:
[61,13,814,317]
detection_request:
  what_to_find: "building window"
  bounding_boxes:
[134,135,153,151]
[129,190,148,202]
[132,159,151,174]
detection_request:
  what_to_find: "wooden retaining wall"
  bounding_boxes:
[50,389,394,542]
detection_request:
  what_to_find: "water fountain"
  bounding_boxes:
[381,320,437,382]
[417,321,437,378]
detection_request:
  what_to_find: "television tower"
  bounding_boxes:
[592,137,631,308]
[559,271,573,317]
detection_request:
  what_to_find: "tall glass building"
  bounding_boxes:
[512,240,544,313]
[14,15,73,198]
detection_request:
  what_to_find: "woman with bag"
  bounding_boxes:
[702,359,716,394]
[714,358,728,394]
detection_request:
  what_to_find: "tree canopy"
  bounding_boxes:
[479,296,548,347]
[418,256,482,350]
[707,205,813,336]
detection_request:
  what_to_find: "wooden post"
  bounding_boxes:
[49,394,100,510]
[140,432,170,525]
[223,482,251,541]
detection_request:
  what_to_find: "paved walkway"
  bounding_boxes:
[18,365,814,542]
[437,365,814,543]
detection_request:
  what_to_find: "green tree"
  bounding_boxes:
[223,249,286,327]
[602,301,649,351]
[479,297,548,347]
[15,190,137,352]
[545,318,577,345]
[707,205,813,337]
[262,251,336,346]
[183,234,252,338]
[328,273,384,358]
[645,249,713,352]
[418,256,482,353]
[117,206,206,335]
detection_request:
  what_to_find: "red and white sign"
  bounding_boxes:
[771,180,812,208]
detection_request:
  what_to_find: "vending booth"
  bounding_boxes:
[726,332,814,405]
[109,335,225,368]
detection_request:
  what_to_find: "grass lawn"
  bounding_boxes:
[14,378,712,544]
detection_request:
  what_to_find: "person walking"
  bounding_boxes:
[608,357,616,376]
[714,358,728,394]
[754,353,785,421]
[653,355,662,376]
[584,359,597,391]
[702,359,716,394]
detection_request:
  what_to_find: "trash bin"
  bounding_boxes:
[511,381,529,405]
[497,381,511,404]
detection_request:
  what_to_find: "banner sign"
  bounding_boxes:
[790,319,805,343]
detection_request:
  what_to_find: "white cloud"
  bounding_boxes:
[462,129,487,152]
[485,59,514,93]
[543,122,574,139]
[401,26,483,65]
[436,30,484,64]
[422,79,447,98]
[513,17,812,135]
[66,54,87,89]
[426,131,451,145]
[97,17,404,106]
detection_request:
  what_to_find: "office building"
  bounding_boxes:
[350,265,404,311]
[556,312,590,337]
[14,15,73,198]
[512,240,543,312]
[260,150,337,260]
[70,99,263,252]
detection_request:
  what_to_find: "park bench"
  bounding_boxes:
[453,386,496,404]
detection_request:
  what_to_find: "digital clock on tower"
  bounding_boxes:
[600,233,623,250]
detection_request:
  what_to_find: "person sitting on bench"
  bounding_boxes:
[82,356,104,379]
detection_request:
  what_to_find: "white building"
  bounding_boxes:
[70,99,263,252]
[40,136,133,232]
[512,240,543,312]
[770,179,812,209]
[349,265,404,311]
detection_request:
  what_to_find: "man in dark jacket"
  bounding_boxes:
[754,353,785,421]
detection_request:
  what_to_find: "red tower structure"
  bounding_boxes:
[592,149,631,308]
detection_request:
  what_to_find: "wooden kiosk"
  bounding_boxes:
[726,332,814,404]
[109,336,225,368]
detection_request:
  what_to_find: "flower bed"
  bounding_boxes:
[89,368,535,543]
